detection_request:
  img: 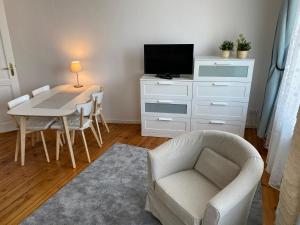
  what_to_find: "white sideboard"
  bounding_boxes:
[140,56,255,138]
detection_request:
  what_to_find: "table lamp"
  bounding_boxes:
[70,61,83,88]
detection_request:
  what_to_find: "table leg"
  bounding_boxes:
[15,131,20,162]
[19,116,26,166]
[61,116,76,168]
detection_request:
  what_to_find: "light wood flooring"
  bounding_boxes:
[0,124,279,225]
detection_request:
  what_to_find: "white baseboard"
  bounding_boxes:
[106,119,141,124]
[0,120,17,133]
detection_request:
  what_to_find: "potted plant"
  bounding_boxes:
[219,40,234,58]
[236,34,251,59]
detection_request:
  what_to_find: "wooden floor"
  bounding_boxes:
[0,124,279,225]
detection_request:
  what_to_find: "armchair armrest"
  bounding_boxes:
[148,131,205,182]
[202,157,264,225]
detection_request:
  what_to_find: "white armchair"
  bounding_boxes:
[145,130,264,225]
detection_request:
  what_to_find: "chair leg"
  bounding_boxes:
[31,132,36,147]
[59,136,63,147]
[36,132,40,142]
[94,116,103,144]
[99,113,109,133]
[71,130,75,145]
[90,124,102,147]
[61,132,66,144]
[58,132,64,148]
[40,131,50,163]
[81,130,91,163]
[15,131,20,162]
[56,131,60,161]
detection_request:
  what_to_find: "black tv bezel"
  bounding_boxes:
[144,44,194,77]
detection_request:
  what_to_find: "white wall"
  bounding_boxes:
[4,0,281,124]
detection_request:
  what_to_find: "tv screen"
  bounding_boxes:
[144,44,194,76]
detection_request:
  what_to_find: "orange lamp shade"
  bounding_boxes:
[70,61,82,73]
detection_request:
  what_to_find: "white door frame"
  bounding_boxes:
[0,0,21,132]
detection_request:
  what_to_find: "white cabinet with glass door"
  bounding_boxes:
[192,57,254,137]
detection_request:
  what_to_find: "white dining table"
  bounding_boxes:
[7,84,101,168]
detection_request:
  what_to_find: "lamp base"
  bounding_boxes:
[74,84,83,88]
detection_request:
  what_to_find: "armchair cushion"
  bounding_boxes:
[195,147,240,189]
[156,170,220,225]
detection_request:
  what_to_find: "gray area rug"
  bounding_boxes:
[22,144,262,225]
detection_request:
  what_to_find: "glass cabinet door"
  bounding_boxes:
[193,59,254,82]
[142,99,191,118]
[197,65,249,78]
[145,103,187,114]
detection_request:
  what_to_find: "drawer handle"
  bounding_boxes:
[158,117,173,121]
[214,62,232,66]
[212,82,230,86]
[157,81,174,85]
[157,100,174,104]
[209,120,226,125]
[211,102,228,106]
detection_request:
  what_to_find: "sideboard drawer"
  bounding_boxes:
[142,116,190,137]
[191,118,245,136]
[194,59,254,82]
[140,80,192,100]
[193,82,251,102]
[141,99,191,118]
[192,100,248,121]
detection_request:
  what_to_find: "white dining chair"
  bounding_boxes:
[7,94,55,163]
[31,84,53,145]
[91,89,109,143]
[51,100,101,163]
[32,85,50,97]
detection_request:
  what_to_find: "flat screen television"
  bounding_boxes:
[144,44,194,79]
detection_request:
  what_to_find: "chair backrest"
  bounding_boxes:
[91,91,104,105]
[76,100,93,128]
[76,100,93,117]
[32,85,50,97]
[7,94,30,109]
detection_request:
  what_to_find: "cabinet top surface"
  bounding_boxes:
[140,75,193,81]
[194,56,255,61]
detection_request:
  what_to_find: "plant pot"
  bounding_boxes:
[221,50,230,58]
[237,50,249,59]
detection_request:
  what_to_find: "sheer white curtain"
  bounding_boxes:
[276,107,300,225]
[266,7,300,189]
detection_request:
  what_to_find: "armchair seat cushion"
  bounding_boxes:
[156,170,220,225]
